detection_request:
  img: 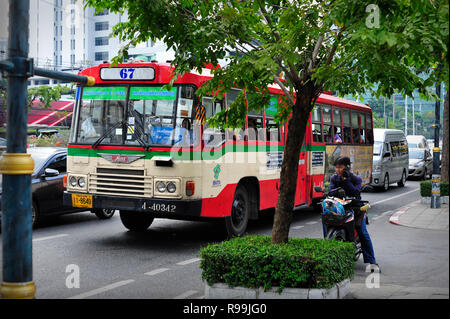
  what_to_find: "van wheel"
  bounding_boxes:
[119,211,154,231]
[397,170,406,187]
[225,185,250,238]
[383,174,389,191]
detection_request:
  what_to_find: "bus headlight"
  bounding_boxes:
[70,176,77,187]
[156,181,166,193]
[78,177,86,187]
[167,182,176,193]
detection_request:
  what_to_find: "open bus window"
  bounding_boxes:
[202,97,225,147]
[266,119,280,142]
[342,109,352,143]
[365,114,373,144]
[247,116,264,141]
[332,107,343,144]
[322,104,332,143]
[311,104,322,142]
[351,111,362,144]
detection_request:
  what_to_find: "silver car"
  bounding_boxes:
[408,148,433,180]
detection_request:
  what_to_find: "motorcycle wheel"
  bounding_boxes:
[326,228,346,241]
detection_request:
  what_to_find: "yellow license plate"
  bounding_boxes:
[72,194,93,208]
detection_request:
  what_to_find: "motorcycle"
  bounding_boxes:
[314,186,371,261]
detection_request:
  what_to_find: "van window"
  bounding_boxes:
[390,141,399,157]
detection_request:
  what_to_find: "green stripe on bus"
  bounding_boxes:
[67,144,324,160]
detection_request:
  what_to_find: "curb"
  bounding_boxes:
[388,205,412,226]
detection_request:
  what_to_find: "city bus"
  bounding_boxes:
[63,61,373,237]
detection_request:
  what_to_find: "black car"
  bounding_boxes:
[0,147,115,228]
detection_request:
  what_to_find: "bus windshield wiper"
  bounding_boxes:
[92,120,125,149]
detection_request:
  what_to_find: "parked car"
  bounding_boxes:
[408,148,433,180]
[0,147,115,228]
[406,135,429,150]
[371,129,409,191]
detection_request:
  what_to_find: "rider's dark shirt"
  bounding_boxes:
[329,172,362,199]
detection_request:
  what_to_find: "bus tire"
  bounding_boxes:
[119,211,154,231]
[93,208,116,220]
[225,185,250,238]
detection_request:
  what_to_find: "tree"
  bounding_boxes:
[86,0,449,243]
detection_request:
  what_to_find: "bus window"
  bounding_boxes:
[202,97,225,147]
[266,119,280,142]
[174,86,196,146]
[366,113,373,144]
[332,107,343,144]
[322,104,332,143]
[311,104,322,142]
[351,111,361,144]
[247,116,263,141]
[342,109,352,143]
[359,113,366,144]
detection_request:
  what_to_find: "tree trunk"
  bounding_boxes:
[441,89,449,182]
[271,85,316,244]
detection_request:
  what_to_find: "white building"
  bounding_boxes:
[27,0,174,86]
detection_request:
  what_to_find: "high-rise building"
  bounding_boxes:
[27,0,174,86]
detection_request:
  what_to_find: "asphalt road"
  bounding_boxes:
[1,179,445,299]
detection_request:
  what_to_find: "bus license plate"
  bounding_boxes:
[72,194,93,208]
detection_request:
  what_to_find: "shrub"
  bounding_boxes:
[199,235,355,293]
[420,180,449,197]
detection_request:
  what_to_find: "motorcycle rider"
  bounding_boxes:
[323,156,379,271]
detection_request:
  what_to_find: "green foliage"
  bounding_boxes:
[199,235,355,292]
[420,180,449,197]
[27,130,70,147]
[27,85,71,109]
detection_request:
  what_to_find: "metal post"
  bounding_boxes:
[0,0,35,299]
[405,95,408,136]
[431,76,442,209]
[0,0,94,299]
[412,99,415,135]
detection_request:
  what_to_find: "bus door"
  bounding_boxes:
[296,137,308,206]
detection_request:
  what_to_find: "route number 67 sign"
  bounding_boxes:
[100,67,155,81]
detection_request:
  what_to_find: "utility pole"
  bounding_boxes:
[412,99,415,135]
[405,95,408,136]
[392,95,395,125]
[431,65,443,209]
[383,97,387,128]
[0,0,94,299]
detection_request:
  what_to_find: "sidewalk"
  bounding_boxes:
[389,201,449,230]
[347,200,449,299]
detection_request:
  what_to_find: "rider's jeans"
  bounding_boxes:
[322,217,377,264]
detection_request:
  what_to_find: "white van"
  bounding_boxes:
[371,129,409,191]
[406,135,429,150]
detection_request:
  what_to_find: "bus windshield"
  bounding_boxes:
[74,85,197,146]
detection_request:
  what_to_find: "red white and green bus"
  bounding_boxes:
[64,62,373,236]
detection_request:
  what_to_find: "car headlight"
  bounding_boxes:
[167,182,176,193]
[70,176,77,187]
[156,181,166,193]
[414,162,424,167]
[78,177,86,187]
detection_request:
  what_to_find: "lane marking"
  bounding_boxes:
[306,221,318,225]
[292,225,304,230]
[67,280,135,299]
[33,234,69,242]
[371,188,419,206]
[174,290,198,299]
[145,268,170,276]
[176,258,200,266]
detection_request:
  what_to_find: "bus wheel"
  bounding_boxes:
[119,211,154,231]
[225,186,250,238]
[93,208,115,220]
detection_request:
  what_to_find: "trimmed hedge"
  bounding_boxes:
[199,235,355,293]
[420,180,449,197]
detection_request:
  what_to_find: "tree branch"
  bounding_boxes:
[272,74,295,107]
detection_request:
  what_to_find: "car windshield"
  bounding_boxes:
[72,85,197,147]
[409,149,424,159]
[373,141,382,155]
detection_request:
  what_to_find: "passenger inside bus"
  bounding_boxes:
[174,118,193,145]
[327,126,343,144]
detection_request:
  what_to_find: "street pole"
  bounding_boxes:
[412,99,415,135]
[0,0,35,299]
[405,95,408,136]
[431,66,443,209]
[383,97,387,128]
[0,0,94,298]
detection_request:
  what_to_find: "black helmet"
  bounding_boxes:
[334,156,351,167]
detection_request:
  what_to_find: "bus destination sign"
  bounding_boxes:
[100,67,155,81]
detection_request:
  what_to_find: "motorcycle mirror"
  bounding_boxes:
[314,186,324,193]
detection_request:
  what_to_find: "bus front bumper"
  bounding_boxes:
[63,192,203,220]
